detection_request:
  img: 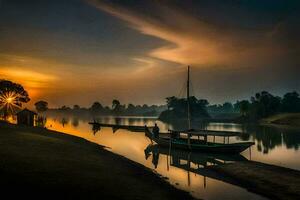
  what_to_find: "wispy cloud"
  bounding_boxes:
[89,0,298,67]
[0,67,58,88]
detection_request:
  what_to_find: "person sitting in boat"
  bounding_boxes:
[152,123,160,138]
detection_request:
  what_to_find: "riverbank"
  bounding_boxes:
[211,161,300,200]
[260,113,300,130]
[0,121,193,199]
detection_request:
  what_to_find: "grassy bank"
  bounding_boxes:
[211,161,300,200]
[261,113,300,129]
[0,122,193,199]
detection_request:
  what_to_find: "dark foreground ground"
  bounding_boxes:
[0,122,193,199]
[212,161,300,200]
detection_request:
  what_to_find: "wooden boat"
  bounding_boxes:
[145,127,254,154]
[145,66,254,154]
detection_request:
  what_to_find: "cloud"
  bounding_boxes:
[0,67,58,88]
[88,0,299,68]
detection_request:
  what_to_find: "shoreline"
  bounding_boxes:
[0,121,194,199]
[211,161,300,200]
[260,122,300,131]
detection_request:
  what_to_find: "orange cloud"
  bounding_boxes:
[0,67,58,88]
[88,0,290,67]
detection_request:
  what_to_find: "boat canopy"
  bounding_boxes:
[169,129,244,137]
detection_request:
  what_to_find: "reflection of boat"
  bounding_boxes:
[145,144,247,167]
[145,66,254,154]
[91,123,101,135]
[145,127,254,154]
[144,144,246,187]
[89,122,152,133]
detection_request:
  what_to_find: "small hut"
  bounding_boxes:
[16,108,37,126]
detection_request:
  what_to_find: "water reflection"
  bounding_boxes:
[144,144,248,187]
[44,115,283,199]
[241,125,300,152]
[44,115,300,171]
[92,123,101,135]
[72,117,79,128]
[46,115,300,156]
[61,117,69,127]
[36,116,47,127]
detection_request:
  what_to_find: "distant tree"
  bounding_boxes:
[252,91,281,118]
[207,102,236,114]
[233,101,241,112]
[59,105,71,111]
[112,99,120,110]
[112,99,123,115]
[104,106,111,114]
[281,91,300,113]
[90,102,103,115]
[34,100,48,112]
[198,99,209,107]
[166,96,177,110]
[73,105,80,110]
[222,102,234,113]
[238,100,250,116]
[159,96,210,121]
[207,104,220,113]
[127,103,136,114]
[0,80,30,116]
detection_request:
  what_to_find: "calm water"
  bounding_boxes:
[42,114,300,200]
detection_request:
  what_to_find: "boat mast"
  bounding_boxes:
[187,66,191,149]
[187,66,191,129]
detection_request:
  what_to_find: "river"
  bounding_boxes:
[42,114,300,200]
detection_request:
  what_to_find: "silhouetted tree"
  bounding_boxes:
[112,99,123,115]
[127,103,135,113]
[34,100,48,112]
[90,102,103,115]
[112,99,120,109]
[250,91,281,118]
[73,105,80,110]
[239,100,250,116]
[207,102,236,114]
[159,96,210,121]
[59,105,71,111]
[222,102,234,113]
[0,80,30,116]
[281,91,300,112]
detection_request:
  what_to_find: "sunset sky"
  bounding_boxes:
[0,0,299,108]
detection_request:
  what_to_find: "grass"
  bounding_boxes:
[0,121,193,199]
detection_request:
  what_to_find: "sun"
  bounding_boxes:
[6,97,14,104]
[0,92,19,114]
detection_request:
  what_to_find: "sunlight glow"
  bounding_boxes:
[6,97,14,104]
[0,92,18,114]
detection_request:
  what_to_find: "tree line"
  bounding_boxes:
[234,91,300,120]
[1,80,299,120]
[158,91,300,121]
[35,99,166,116]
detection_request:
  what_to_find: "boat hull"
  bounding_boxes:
[145,128,254,154]
[157,138,253,154]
